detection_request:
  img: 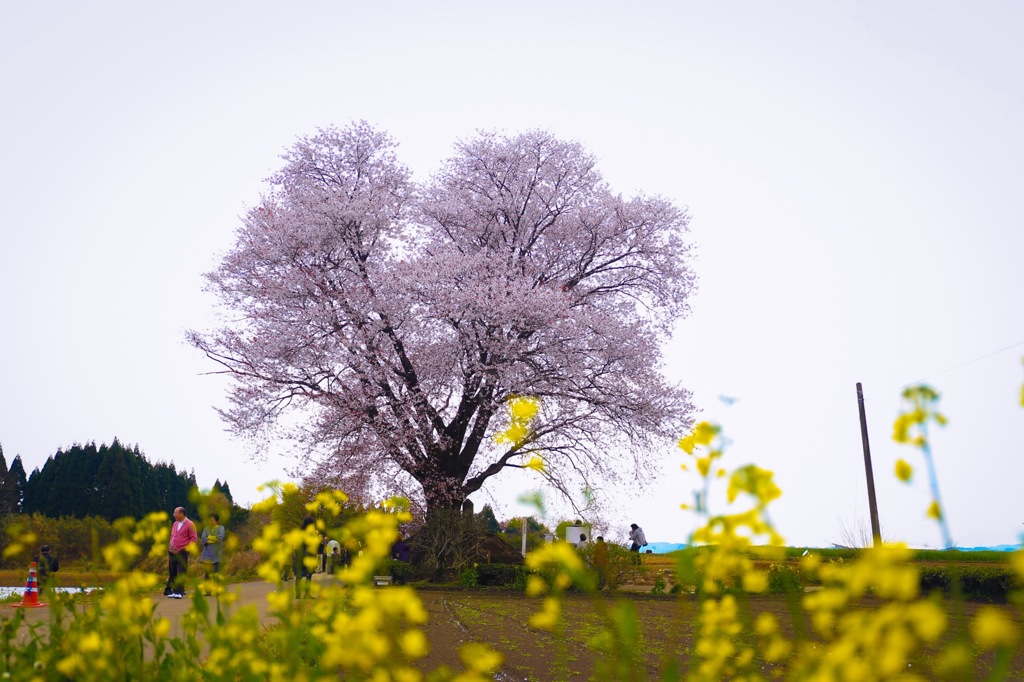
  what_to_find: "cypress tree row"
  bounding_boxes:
[19,440,205,521]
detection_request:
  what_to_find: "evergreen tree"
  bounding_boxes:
[9,454,27,507]
[219,480,233,504]
[22,465,45,515]
[477,504,501,534]
[0,446,18,514]
[93,442,133,520]
[181,470,199,518]
[139,450,162,515]
[18,440,203,521]
[124,445,146,519]
[7,455,27,514]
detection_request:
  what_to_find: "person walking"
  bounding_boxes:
[293,516,316,599]
[165,506,198,599]
[33,545,60,595]
[593,537,609,589]
[391,536,411,562]
[628,523,647,553]
[200,512,225,595]
[325,538,341,574]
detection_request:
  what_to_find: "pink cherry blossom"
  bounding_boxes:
[189,122,697,515]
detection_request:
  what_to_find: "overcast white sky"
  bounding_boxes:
[2,2,1021,549]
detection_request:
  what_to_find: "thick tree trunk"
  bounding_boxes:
[421,475,467,518]
[414,471,475,582]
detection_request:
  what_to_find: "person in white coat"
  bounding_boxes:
[628,523,647,552]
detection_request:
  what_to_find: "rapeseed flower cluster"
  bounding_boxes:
[494,395,540,447]
[524,540,594,631]
[892,385,952,547]
[0,486,507,681]
[2,391,1022,680]
[795,546,947,679]
[643,417,1023,680]
[678,422,783,598]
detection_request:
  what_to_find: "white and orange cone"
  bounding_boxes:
[12,561,47,609]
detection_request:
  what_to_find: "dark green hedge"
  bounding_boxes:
[386,559,414,585]
[475,563,527,588]
[918,565,1018,603]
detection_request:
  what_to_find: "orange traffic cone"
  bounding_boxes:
[12,561,47,609]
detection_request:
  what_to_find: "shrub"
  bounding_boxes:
[651,574,667,595]
[224,549,263,581]
[766,563,803,594]
[457,566,477,587]
[409,508,490,582]
[0,513,118,570]
[581,542,645,590]
[475,563,527,588]
[387,559,414,585]
[919,565,1019,603]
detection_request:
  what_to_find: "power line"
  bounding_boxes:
[896,339,1024,391]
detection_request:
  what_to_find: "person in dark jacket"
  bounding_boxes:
[293,516,316,598]
[33,545,59,593]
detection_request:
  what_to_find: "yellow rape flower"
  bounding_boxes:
[78,632,103,653]
[727,465,781,505]
[678,420,718,454]
[1010,549,1024,580]
[765,636,791,662]
[509,395,539,421]
[152,617,171,640]
[742,571,767,593]
[971,606,1019,649]
[400,630,428,659]
[459,643,503,673]
[497,423,528,445]
[56,653,86,677]
[529,597,561,631]
[524,456,545,472]
[926,500,942,520]
[936,642,972,676]
[2,526,38,560]
[892,413,915,444]
[894,458,913,482]
[754,612,778,636]
[907,600,947,643]
[251,493,280,515]
[525,574,546,597]
[496,395,540,446]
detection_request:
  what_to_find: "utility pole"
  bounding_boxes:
[857,382,882,547]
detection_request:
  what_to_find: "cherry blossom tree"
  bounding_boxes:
[189,121,697,517]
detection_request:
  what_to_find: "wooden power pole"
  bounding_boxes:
[856,382,882,547]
